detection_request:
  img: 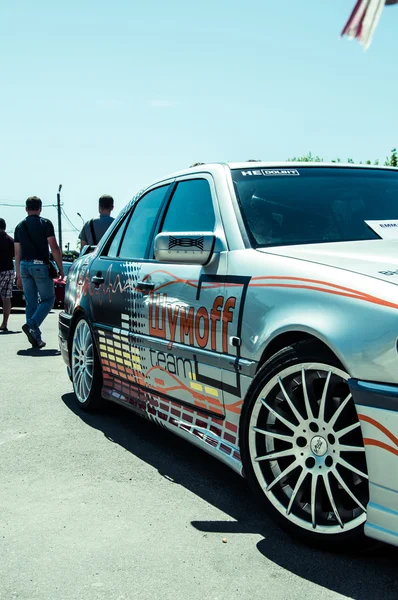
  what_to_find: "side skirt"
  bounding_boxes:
[101,374,244,476]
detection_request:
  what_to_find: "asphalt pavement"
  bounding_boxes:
[1,309,398,600]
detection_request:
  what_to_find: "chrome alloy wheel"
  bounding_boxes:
[71,319,95,404]
[248,363,368,535]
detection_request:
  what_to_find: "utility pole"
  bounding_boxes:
[57,184,62,250]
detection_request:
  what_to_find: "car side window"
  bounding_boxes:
[107,218,127,257]
[161,179,215,233]
[118,185,170,259]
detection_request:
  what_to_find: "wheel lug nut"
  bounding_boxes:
[305,457,316,469]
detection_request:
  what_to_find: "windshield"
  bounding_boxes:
[232,167,398,247]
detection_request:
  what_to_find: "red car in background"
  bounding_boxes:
[54,262,73,308]
[11,261,73,309]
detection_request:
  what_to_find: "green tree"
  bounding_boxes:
[286,151,323,162]
[385,148,398,167]
[287,154,383,165]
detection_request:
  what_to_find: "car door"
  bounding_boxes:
[88,184,173,401]
[136,176,230,417]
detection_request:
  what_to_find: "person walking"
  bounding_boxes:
[14,196,64,348]
[79,194,115,250]
[0,218,14,332]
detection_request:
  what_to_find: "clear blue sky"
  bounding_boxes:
[1,0,397,249]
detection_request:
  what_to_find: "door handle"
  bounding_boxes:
[91,274,105,286]
[136,281,155,293]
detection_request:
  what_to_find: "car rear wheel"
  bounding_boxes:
[241,341,369,551]
[70,316,104,411]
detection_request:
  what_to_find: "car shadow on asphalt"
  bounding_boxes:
[17,348,61,357]
[62,391,398,600]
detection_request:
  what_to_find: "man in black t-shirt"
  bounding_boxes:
[0,218,14,331]
[14,196,64,348]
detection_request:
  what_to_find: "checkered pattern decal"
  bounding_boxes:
[101,371,241,464]
[98,327,143,385]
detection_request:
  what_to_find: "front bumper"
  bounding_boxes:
[58,311,72,373]
[350,379,398,547]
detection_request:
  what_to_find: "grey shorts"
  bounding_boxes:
[0,270,14,298]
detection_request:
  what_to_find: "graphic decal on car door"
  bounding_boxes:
[141,271,251,401]
[91,263,243,469]
[84,262,252,469]
[89,265,252,403]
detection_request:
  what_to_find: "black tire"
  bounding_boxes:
[240,341,370,551]
[69,314,104,412]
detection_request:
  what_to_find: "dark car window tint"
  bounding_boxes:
[161,179,215,233]
[107,221,126,257]
[118,185,169,259]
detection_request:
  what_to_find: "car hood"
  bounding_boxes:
[259,239,398,285]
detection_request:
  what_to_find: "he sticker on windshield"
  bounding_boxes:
[241,169,300,177]
[365,220,398,240]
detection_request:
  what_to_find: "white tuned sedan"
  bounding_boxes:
[60,162,398,550]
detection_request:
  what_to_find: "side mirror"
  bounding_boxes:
[154,232,216,265]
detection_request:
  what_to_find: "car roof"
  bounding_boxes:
[226,161,398,170]
[154,161,398,183]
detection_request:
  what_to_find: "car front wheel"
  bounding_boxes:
[241,341,369,550]
[70,316,104,411]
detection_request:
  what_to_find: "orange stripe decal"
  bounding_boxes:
[363,438,398,456]
[358,414,398,447]
[248,276,398,310]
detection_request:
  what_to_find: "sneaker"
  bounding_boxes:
[22,324,38,347]
[37,340,46,349]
